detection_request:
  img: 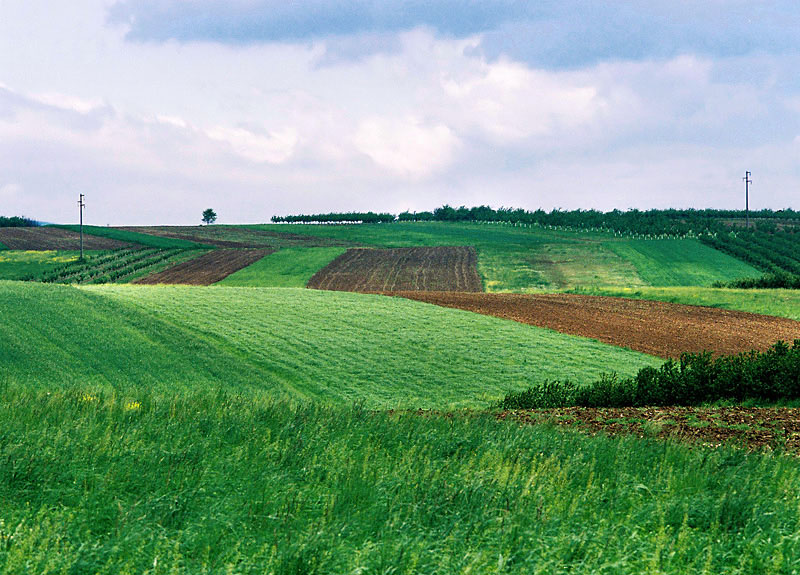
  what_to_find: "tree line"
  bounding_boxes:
[275,205,799,235]
[271,211,395,223]
[0,215,37,227]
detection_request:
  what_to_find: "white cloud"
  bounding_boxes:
[354,116,459,178]
[31,92,105,114]
[0,183,22,199]
[205,125,298,164]
[442,58,601,143]
[0,1,798,225]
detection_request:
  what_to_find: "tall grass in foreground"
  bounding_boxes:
[1,387,800,574]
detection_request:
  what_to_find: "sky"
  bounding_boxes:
[1,1,799,225]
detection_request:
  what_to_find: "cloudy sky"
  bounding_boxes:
[1,1,799,224]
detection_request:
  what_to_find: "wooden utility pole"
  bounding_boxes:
[78,194,85,259]
[743,171,752,228]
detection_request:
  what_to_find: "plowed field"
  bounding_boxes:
[393,292,800,358]
[307,247,482,292]
[0,227,132,250]
[502,407,800,452]
[119,226,351,248]
[133,249,271,285]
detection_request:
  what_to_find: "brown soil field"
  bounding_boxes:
[307,247,482,292]
[501,407,800,452]
[118,226,352,248]
[391,292,800,358]
[133,249,271,285]
[0,227,133,250]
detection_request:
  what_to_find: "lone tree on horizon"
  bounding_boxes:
[202,208,217,225]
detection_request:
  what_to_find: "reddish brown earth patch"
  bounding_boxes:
[0,228,133,250]
[500,407,800,452]
[118,226,352,248]
[392,292,800,358]
[133,249,271,285]
[308,247,483,292]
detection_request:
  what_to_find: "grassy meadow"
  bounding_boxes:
[0,281,660,407]
[218,246,346,287]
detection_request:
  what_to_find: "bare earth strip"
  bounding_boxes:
[118,226,352,248]
[391,292,800,358]
[307,247,483,292]
[133,249,271,285]
[0,228,133,250]
[501,407,800,453]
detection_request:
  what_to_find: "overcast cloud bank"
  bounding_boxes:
[0,1,797,224]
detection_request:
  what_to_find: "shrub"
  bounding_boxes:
[502,340,800,409]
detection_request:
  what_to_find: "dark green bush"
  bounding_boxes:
[502,340,800,409]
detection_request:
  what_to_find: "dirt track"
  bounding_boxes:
[0,228,132,250]
[308,247,482,292]
[502,407,800,452]
[133,249,270,285]
[392,292,800,358]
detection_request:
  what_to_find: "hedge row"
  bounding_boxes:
[501,340,800,409]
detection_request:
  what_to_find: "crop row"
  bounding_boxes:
[40,248,196,284]
[41,248,161,283]
[701,229,800,277]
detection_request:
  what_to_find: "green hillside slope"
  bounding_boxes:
[0,281,659,407]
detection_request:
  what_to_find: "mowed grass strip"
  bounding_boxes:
[604,239,762,286]
[0,282,660,407]
[217,246,346,287]
[2,392,800,574]
[575,286,800,321]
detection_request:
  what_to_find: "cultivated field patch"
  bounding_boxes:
[307,246,482,292]
[394,292,800,358]
[0,227,132,250]
[120,226,353,249]
[133,249,271,285]
[504,407,800,452]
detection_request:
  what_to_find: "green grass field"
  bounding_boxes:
[575,286,800,321]
[247,223,761,291]
[604,239,761,286]
[2,391,798,574]
[0,282,659,407]
[218,246,346,287]
[0,250,86,280]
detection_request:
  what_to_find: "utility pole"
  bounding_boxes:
[78,194,85,259]
[743,171,752,229]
